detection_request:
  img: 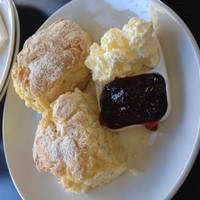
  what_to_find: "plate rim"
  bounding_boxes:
[0,0,20,101]
[0,0,16,94]
[153,1,200,199]
[3,0,200,200]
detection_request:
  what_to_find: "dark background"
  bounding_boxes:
[0,0,199,199]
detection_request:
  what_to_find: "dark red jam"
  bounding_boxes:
[100,73,168,130]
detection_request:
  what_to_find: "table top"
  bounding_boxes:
[0,0,199,199]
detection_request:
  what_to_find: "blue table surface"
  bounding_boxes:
[0,0,199,199]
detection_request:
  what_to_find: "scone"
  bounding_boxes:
[12,19,92,112]
[33,89,126,193]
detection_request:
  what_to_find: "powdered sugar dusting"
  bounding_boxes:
[60,136,84,179]
[28,53,65,95]
[33,117,86,180]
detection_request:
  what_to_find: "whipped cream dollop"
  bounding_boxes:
[85,17,160,83]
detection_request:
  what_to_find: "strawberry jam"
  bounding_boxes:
[100,73,168,130]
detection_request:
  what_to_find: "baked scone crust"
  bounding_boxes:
[33,89,126,192]
[12,19,91,112]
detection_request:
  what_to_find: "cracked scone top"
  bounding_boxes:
[33,89,126,193]
[12,19,92,112]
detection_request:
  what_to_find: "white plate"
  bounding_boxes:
[3,0,200,200]
[0,0,20,101]
[0,0,15,95]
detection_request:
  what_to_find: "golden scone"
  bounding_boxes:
[12,19,91,112]
[33,89,126,193]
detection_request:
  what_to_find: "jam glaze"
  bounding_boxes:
[100,73,168,130]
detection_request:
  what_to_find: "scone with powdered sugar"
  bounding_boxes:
[12,19,91,113]
[33,89,126,192]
